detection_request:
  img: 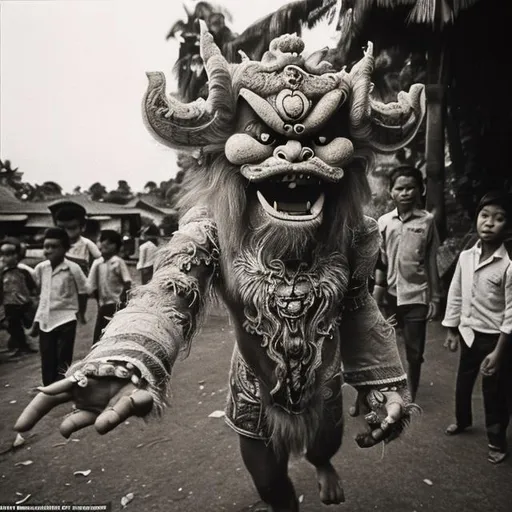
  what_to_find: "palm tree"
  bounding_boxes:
[167,2,236,102]
[332,0,511,240]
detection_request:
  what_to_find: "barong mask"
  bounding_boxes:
[143,22,425,227]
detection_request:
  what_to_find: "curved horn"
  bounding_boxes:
[364,83,426,152]
[348,41,374,141]
[142,21,235,150]
[348,42,426,152]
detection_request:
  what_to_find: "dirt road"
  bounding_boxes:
[1,302,511,511]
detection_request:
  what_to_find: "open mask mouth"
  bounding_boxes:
[254,173,325,221]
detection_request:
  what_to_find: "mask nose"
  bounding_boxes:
[273,140,314,163]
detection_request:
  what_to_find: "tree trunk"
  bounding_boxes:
[424,26,449,241]
[424,83,446,239]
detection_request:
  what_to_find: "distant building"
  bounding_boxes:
[0,188,141,247]
[124,195,178,227]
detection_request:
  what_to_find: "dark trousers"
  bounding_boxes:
[454,331,511,451]
[5,304,30,351]
[93,303,117,344]
[385,294,428,400]
[39,321,77,386]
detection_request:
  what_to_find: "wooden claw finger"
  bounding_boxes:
[94,396,134,435]
[60,410,98,438]
[36,378,76,396]
[14,391,73,432]
[130,390,153,417]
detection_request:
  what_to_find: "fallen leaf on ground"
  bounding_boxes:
[9,400,16,404]
[15,494,31,505]
[13,434,25,448]
[15,460,33,467]
[74,470,92,477]
[299,495,304,503]
[121,492,134,507]
[208,410,225,418]
[423,479,433,486]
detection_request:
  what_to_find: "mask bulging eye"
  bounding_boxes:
[259,132,275,145]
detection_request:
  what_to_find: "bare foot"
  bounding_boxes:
[316,463,345,504]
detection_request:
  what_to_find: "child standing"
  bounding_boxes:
[0,237,38,356]
[88,230,132,343]
[50,202,101,276]
[32,228,89,386]
[50,202,100,324]
[137,224,159,285]
[442,191,512,464]
[373,165,441,401]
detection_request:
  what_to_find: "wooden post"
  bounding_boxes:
[424,83,446,240]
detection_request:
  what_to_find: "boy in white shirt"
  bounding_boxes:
[50,202,101,324]
[442,191,512,464]
[32,228,89,386]
[137,225,159,285]
[89,230,132,344]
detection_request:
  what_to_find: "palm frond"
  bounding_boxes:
[223,0,325,62]
[307,0,339,28]
[352,0,481,25]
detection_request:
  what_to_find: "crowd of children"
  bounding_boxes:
[0,201,160,387]
[2,179,511,465]
[373,168,512,465]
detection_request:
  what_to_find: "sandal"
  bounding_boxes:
[488,448,508,464]
[445,423,470,436]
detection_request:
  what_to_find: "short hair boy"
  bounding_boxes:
[0,237,38,356]
[373,165,441,401]
[50,202,101,276]
[442,191,512,464]
[32,228,89,386]
[88,230,132,343]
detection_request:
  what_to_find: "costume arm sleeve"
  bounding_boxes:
[66,207,220,414]
[441,257,462,328]
[339,217,408,395]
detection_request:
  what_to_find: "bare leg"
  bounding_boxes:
[306,417,345,505]
[239,435,299,512]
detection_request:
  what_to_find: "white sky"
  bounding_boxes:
[0,0,339,193]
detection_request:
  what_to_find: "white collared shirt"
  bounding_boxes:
[137,241,158,270]
[442,242,512,346]
[378,207,440,305]
[34,259,88,332]
[88,255,131,306]
[66,236,101,274]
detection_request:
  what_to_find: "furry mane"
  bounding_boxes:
[177,154,372,260]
